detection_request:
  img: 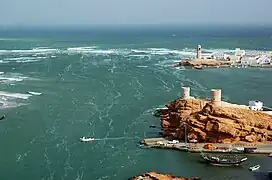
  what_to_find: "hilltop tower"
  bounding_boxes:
[181,87,190,99]
[211,89,222,106]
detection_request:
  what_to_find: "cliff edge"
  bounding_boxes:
[162,98,272,143]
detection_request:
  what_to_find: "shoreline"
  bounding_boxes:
[175,59,272,69]
[142,87,272,156]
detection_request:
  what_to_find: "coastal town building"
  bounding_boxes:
[248,100,272,115]
[249,100,263,111]
[241,55,271,65]
[235,48,246,57]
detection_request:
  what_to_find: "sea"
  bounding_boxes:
[0,25,272,180]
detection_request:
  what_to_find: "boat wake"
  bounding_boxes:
[79,136,134,142]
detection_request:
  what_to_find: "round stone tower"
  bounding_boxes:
[211,89,222,106]
[182,87,190,99]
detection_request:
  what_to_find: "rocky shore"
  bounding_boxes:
[175,59,231,68]
[175,59,272,69]
[160,91,272,143]
[129,172,200,180]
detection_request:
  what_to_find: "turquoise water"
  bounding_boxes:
[0,26,272,180]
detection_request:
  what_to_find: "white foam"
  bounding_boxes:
[131,48,196,56]
[0,91,32,100]
[0,77,24,82]
[136,65,148,68]
[0,48,59,55]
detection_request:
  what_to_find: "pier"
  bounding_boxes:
[141,138,272,154]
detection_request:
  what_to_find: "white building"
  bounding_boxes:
[241,56,257,65]
[235,48,246,57]
[241,55,271,65]
[249,100,263,111]
[257,55,271,64]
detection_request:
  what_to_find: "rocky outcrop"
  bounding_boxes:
[176,59,232,68]
[162,98,272,143]
[129,172,200,180]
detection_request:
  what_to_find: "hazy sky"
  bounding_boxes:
[1,0,272,26]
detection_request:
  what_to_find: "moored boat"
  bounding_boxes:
[200,152,247,166]
[0,115,5,120]
[153,106,169,117]
[249,165,260,171]
[194,65,203,70]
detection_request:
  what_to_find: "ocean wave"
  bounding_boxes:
[3,56,47,63]
[0,48,59,55]
[0,91,32,100]
[0,73,32,84]
[1,46,268,61]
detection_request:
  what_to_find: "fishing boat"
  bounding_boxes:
[201,152,247,166]
[0,115,5,120]
[79,137,95,142]
[28,91,43,95]
[153,106,169,117]
[194,65,203,70]
[249,165,260,171]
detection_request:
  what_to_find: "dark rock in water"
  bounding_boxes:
[129,172,201,180]
[139,140,145,145]
[269,171,272,180]
[159,132,163,136]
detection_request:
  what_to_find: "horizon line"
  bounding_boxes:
[0,23,272,28]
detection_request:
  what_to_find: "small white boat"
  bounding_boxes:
[28,91,43,96]
[249,165,260,171]
[79,137,95,142]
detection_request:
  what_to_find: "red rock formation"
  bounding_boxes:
[162,99,272,143]
[129,172,200,180]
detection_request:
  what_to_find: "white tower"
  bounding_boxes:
[196,45,202,59]
[182,87,190,99]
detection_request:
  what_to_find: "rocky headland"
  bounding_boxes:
[160,91,272,143]
[129,172,200,180]
[175,59,232,68]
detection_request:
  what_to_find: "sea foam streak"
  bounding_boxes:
[0,91,32,100]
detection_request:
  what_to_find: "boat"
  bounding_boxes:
[200,152,247,166]
[79,137,95,142]
[28,91,43,96]
[0,115,5,120]
[153,106,169,117]
[194,65,203,70]
[249,165,260,171]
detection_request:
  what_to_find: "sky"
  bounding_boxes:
[0,0,272,26]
